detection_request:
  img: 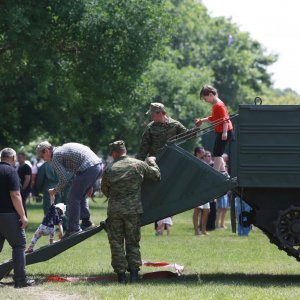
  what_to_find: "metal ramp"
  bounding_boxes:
[141,143,237,225]
[0,223,106,280]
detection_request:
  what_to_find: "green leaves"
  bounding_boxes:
[0,0,294,153]
[0,0,170,150]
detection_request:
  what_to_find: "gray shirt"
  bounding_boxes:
[51,143,101,192]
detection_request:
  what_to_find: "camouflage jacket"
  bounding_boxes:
[101,156,160,215]
[136,117,186,161]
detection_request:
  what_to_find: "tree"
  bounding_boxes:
[126,0,279,152]
[0,0,171,150]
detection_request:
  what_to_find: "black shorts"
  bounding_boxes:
[213,130,233,157]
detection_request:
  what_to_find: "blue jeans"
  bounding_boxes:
[0,213,26,283]
[67,163,103,232]
[235,197,252,236]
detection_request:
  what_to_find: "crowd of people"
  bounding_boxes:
[0,84,252,287]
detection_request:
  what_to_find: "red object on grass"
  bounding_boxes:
[47,271,178,283]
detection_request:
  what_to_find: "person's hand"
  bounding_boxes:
[87,186,93,197]
[48,188,56,200]
[195,118,202,127]
[19,215,28,229]
[222,132,228,141]
[146,156,156,164]
[147,156,156,162]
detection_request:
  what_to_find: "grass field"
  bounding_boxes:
[1,198,299,300]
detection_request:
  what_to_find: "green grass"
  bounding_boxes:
[1,198,299,300]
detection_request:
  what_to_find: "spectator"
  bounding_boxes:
[30,158,44,202]
[36,161,62,215]
[204,151,214,167]
[216,193,229,229]
[17,152,32,215]
[0,148,35,288]
[156,217,173,236]
[193,146,210,235]
[235,196,252,236]
[202,150,217,231]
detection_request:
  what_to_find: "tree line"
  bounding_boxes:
[1,0,299,155]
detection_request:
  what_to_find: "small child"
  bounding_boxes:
[156,217,173,236]
[26,199,66,253]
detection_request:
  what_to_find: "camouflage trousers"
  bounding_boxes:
[106,213,142,273]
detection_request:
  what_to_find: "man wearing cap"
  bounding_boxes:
[101,140,160,283]
[136,102,187,161]
[0,148,35,288]
[36,141,103,236]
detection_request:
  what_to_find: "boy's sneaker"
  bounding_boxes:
[14,278,35,288]
[80,219,95,230]
[25,248,33,254]
[220,171,230,178]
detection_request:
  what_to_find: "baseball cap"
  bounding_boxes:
[145,102,166,115]
[36,141,52,157]
[109,140,126,152]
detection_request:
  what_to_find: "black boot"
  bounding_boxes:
[129,269,139,283]
[117,272,127,284]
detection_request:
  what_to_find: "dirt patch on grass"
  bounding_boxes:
[25,286,82,300]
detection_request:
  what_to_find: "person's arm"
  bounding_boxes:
[143,157,161,182]
[176,122,187,134]
[100,171,110,197]
[195,117,210,127]
[222,121,229,141]
[10,191,28,229]
[57,223,64,239]
[22,174,31,190]
[136,128,151,161]
[51,158,72,194]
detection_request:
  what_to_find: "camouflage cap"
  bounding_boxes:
[145,102,166,115]
[36,141,52,156]
[109,140,126,152]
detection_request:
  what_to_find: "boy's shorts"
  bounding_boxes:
[213,130,233,157]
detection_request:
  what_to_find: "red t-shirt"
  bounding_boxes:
[208,100,233,133]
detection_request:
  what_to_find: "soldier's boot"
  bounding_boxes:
[129,269,139,283]
[117,272,127,284]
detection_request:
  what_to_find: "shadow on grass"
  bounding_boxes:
[21,272,300,288]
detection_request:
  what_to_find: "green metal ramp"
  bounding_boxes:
[141,144,237,225]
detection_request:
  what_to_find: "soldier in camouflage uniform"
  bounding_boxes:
[101,140,161,284]
[136,102,187,161]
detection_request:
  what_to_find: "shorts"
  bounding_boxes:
[159,217,173,226]
[198,202,210,209]
[217,194,229,209]
[213,130,233,157]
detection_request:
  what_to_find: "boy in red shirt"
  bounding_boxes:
[195,85,233,175]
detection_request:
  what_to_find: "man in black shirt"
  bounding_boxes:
[0,148,34,288]
[17,152,32,215]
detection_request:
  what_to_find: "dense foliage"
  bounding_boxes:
[0,0,170,151]
[1,0,299,154]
